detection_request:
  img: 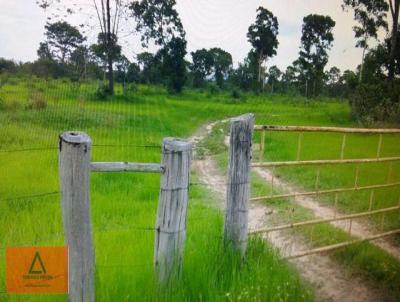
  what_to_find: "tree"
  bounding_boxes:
[267,65,282,93]
[70,46,90,79]
[38,0,130,95]
[131,0,186,93]
[388,0,400,80]
[190,49,214,88]
[37,42,53,60]
[42,21,85,64]
[229,51,259,91]
[126,62,141,83]
[0,58,17,74]
[282,65,299,92]
[130,0,185,46]
[341,69,359,96]
[136,52,161,84]
[342,0,389,82]
[324,67,344,97]
[247,7,279,90]
[91,32,122,83]
[209,48,233,88]
[115,55,130,87]
[325,67,341,85]
[298,14,336,97]
[156,37,187,93]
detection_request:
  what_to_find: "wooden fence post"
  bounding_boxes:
[59,132,94,302]
[224,114,254,256]
[154,138,192,284]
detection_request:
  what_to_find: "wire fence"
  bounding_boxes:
[0,191,60,203]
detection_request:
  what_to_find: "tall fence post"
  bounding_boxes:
[59,132,94,302]
[154,138,192,284]
[224,114,254,256]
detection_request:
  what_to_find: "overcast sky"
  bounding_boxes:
[0,0,384,72]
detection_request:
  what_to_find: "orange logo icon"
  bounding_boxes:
[6,247,68,294]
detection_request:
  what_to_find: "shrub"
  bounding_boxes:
[350,80,400,124]
[124,83,137,96]
[3,100,21,112]
[231,89,241,99]
[95,82,112,100]
[26,93,47,110]
[205,83,220,98]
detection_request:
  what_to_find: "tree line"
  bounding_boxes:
[0,0,399,122]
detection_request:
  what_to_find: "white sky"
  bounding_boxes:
[0,0,386,72]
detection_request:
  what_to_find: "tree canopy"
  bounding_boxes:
[247,7,279,89]
[42,21,86,64]
[130,0,185,46]
[298,14,336,96]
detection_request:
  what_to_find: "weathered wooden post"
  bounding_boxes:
[154,138,192,284]
[224,114,254,256]
[59,132,94,302]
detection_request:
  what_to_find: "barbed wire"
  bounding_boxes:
[0,191,60,203]
[0,143,217,155]
[0,233,64,250]
[97,263,152,269]
[0,144,162,154]
[98,225,155,233]
[92,144,161,149]
[0,147,57,153]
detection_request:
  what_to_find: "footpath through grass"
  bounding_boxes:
[0,78,318,301]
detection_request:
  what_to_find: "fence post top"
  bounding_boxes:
[59,131,91,145]
[162,138,192,152]
[230,113,254,123]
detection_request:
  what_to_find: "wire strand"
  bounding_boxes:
[0,191,60,202]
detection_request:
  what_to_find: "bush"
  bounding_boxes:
[95,82,112,100]
[124,83,137,96]
[26,93,47,110]
[350,81,400,124]
[2,99,22,112]
[205,83,220,98]
[231,89,241,99]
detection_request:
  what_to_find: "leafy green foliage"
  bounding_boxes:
[247,7,279,90]
[342,0,388,49]
[247,7,279,61]
[209,48,233,88]
[130,0,185,46]
[298,14,336,97]
[156,37,187,93]
[42,21,86,64]
[90,33,122,67]
[190,49,214,88]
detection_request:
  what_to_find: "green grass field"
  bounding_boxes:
[0,77,399,301]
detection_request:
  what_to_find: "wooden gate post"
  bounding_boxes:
[59,132,94,302]
[224,114,254,256]
[154,138,192,284]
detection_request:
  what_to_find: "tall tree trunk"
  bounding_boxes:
[388,0,399,81]
[359,35,368,83]
[258,56,262,88]
[313,79,316,97]
[305,79,308,98]
[106,0,114,94]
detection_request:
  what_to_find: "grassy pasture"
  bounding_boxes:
[0,78,319,301]
[0,77,399,300]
